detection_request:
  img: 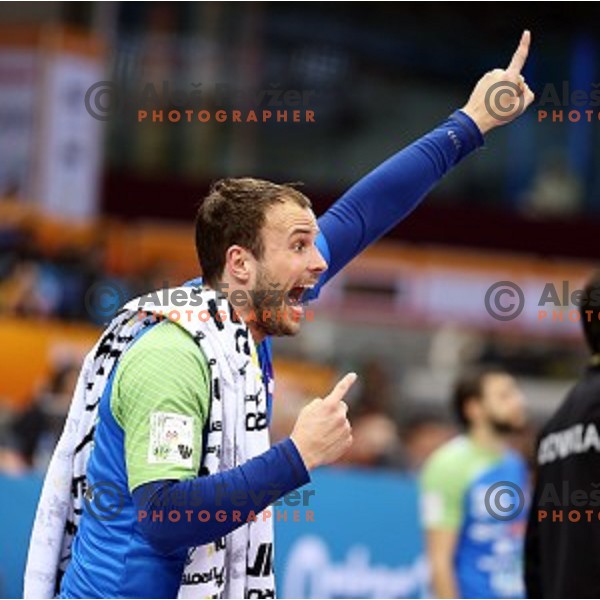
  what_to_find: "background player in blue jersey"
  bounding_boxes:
[421,369,528,599]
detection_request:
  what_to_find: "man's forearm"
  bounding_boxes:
[132,438,309,553]
[431,562,459,599]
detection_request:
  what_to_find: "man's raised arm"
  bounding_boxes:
[310,30,534,295]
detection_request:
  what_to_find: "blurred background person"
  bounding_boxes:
[341,360,404,468]
[400,412,458,473]
[420,368,528,599]
[9,361,79,471]
[525,273,600,598]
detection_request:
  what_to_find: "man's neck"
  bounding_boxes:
[468,425,506,455]
[207,279,266,345]
[245,318,266,345]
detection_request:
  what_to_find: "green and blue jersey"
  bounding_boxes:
[421,435,528,599]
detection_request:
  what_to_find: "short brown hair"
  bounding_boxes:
[195,178,311,285]
[452,367,506,428]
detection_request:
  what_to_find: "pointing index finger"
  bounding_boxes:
[325,372,357,404]
[507,30,531,74]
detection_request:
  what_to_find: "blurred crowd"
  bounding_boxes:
[0,296,471,480]
[0,219,144,323]
[0,214,147,474]
[0,352,462,477]
[0,362,80,474]
[0,232,109,322]
[0,207,549,480]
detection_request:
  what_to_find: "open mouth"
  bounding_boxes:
[287,284,313,305]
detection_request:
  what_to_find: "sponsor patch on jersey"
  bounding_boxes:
[148,411,194,467]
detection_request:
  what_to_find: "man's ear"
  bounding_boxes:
[463,396,481,426]
[225,245,253,284]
